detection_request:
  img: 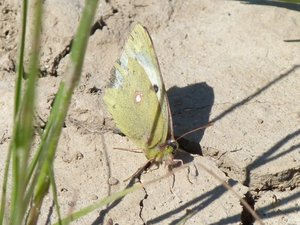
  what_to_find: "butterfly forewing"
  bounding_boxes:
[124,25,165,102]
[104,24,176,162]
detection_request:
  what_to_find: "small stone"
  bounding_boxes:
[91,194,98,200]
[106,218,113,225]
[76,152,84,160]
[258,119,264,124]
[60,187,68,192]
[68,201,75,207]
[108,177,119,186]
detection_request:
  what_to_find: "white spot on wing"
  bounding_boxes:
[135,91,143,103]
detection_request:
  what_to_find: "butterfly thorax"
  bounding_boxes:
[145,139,178,163]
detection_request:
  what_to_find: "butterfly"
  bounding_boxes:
[103,23,179,168]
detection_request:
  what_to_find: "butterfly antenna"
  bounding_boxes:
[113,147,143,153]
[175,122,214,141]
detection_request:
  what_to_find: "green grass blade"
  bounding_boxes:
[9,0,43,224]
[25,0,100,223]
[53,169,183,225]
[0,148,12,225]
[14,0,27,117]
[0,1,28,223]
[50,170,63,225]
[56,184,143,225]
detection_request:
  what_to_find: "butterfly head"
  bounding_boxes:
[166,139,179,152]
[145,139,179,164]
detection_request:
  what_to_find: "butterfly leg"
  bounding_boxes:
[167,166,176,194]
[187,162,199,184]
[166,158,183,191]
[123,160,153,182]
[167,167,183,202]
[148,163,160,172]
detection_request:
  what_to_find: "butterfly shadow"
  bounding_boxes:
[237,0,300,12]
[167,82,214,163]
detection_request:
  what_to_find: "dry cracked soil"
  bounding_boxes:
[0,0,300,224]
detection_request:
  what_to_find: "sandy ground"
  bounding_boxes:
[0,0,300,224]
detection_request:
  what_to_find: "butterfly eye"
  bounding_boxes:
[153,84,159,93]
[167,140,179,150]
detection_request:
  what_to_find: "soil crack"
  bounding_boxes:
[202,146,300,192]
[240,191,257,225]
[50,40,72,76]
[49,18,105,77]
[49,3,118,76]
[248,166,300,192]
[138,178,148,225]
